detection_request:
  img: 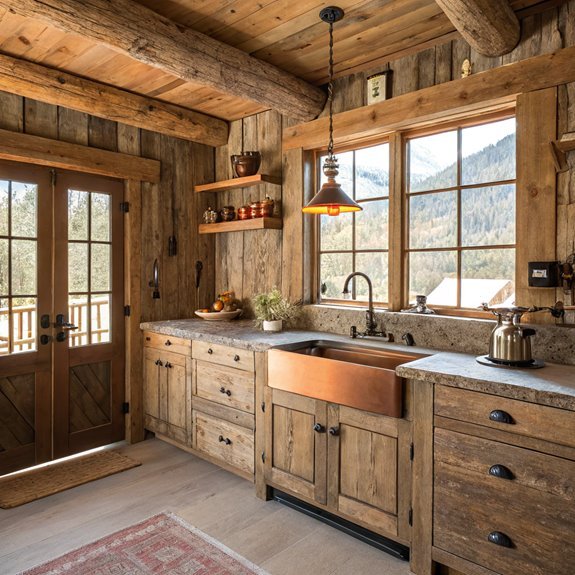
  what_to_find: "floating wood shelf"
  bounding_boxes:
[550,132,575,172]
[194,174,281,193]
[199,217,283,234]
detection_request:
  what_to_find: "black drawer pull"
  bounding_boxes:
[328,426,340,436]
[489,464,514,480]
[207,348,213,355]
[489,410,514,424]
[165,362,172,369]
[234,354,240,362]
[165,339,172,346]
[488,531,513,548]
[155,359,163,367]
[218,435,231,445]
[313,423,325,433]
[219,386,232,397]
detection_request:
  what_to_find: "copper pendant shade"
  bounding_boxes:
[302,7,362,217]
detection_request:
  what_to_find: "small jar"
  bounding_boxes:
[220,205,236,222]
[261,196,274,217]
[203,206,219,224]
[237,206,251,220]
[249,201,264,219]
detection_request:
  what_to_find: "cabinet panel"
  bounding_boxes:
[192,340,254,372]
[143,331,191,356]
[143,347,160,421]
[196,360,254,413]
[195,411,254,474]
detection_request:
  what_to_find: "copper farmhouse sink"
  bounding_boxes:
[267,340,424,417]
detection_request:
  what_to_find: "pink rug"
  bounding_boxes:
[19,513,270,574]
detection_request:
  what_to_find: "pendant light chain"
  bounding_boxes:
[327,18,335,158]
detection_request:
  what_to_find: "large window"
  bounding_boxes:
[406,117,516,309]
[315,115,517,313]
[318,142,389,303]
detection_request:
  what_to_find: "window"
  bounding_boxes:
[317,142,389,303]
[406,117,516,309]
[314,114,517,313]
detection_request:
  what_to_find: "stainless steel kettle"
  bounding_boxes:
[482,305,536,365]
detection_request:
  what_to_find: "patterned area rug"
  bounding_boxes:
[19,513,270,575]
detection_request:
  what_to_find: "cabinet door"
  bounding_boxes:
[329,405,407,538]
[266,388,327,504]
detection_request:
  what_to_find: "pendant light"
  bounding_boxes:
[302,6,362,217]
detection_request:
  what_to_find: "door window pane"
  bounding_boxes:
[69,243,88,292]
[91,244,111,292]
[68,190,89,241]
[409,192,457,249]
[0,297,8,355]
[12,240,36,295]
[408,131,457,192]
[91,294,110,344]
[356,200,388,250]
[320,253,353,299]
[91,193,110,242]
[69,295,89,347]
[0,180,8,236]
[11,182,37,238]
[0,239,7,295]
[13,297,36,353]
[409,251,457,305]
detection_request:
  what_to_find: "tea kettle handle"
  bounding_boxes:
[522,328,536,337]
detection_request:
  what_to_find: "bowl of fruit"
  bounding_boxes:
[195,291,242,321]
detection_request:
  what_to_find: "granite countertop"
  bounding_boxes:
[141,318,575,411]
[397,352,575,411]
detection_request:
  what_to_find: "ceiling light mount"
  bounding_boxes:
[303,6,361,216]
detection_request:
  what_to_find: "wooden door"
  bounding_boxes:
[53,172,125,458]
[329,405,405,538]
[0,162,53,474]
[0,163,125,474]
[265,388,327,504]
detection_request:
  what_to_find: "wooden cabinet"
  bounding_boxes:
[143,332,192,447]
[265,387,411,542]
[432,386,575,575]
[192,341,258,480]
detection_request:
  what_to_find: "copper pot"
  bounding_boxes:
[231,151,261,178]
[237,206,251,220]
[261,197,274,217]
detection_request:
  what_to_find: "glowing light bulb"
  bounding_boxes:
[327,205,340,216]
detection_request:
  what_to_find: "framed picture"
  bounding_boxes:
[366,71,391,105]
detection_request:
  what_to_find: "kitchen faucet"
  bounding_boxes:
[342,272,392,340]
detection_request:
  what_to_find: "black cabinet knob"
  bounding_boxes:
[218,435,231,445]
[313,423,325,433]
[165,339,172,346]
[165,362,172,369]
[155,359,163,366]
[328,427,340,436]
[234,354,240,362]
[207,348,213,355]
[489,464,514,480]
[219,386,232,396]
[488,531,513,548]
[489,410,514,424]
[40,334,52,345]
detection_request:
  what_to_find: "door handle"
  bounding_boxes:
[54,313,78,330]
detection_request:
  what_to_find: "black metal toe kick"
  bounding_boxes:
[272,489,410,562]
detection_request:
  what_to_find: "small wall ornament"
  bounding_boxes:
[461,58,472,78]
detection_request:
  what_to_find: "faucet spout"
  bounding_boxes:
[342,272,378,335]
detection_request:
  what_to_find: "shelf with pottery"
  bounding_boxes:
[193,174,282,193]
[198,217,282,234]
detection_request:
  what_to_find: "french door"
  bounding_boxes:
[0,161,125,475]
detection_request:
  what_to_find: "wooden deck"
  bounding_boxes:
[0,438,412,575]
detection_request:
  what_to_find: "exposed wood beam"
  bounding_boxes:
[435,0,520,56]
[1,0,326,122]
[0,129,160,182]
[0,53,228,147]
[283,45,575,151]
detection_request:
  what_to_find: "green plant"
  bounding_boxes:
[252,288,301,327]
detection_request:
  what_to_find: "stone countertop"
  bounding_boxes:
[396,352,575,411]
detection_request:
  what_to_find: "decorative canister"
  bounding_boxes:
[220,205,236,222]
[249,201,264,219]
[237,206,251,220]
[261,196,274,217]
[203,206,219,224]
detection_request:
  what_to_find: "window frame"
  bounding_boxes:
[312,108,517,318]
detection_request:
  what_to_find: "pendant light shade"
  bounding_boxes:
[302,6,362,217]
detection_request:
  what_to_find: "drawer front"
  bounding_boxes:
[435,385,575,449]
[434,460,575,575]
[192,340,254,372]
[143,331,191,356]
[194,411,254,475]
[196,361,255,413]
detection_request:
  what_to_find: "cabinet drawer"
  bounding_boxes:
[196,361,254,413]
[144,331,191,356]
[192,340,254,372]
[194,411,254,475]
[434,460,575,575]
[144,346,188,368]
[435,385,575,449]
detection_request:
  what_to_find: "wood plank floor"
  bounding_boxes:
[0,438,413,574]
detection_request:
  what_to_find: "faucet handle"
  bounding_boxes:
[350,326,358,338]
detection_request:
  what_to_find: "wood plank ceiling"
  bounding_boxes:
[0,0,561,124]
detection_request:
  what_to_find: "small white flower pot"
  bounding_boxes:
[262,319,283,332]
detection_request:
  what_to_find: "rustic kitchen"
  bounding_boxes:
[0,1,574,574]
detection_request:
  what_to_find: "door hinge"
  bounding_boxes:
[410,442,414,462]
[120,201,130,213]
[261,451,266,464]
[122,402,130,414]
[124,305,131,317]
[409,508,413,526]
[261,401,265,413]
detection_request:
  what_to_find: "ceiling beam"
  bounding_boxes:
[434,0,520,56]
[0,53,228,147]
[1,0,326,122]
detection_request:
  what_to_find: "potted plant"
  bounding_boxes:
[252,288,301,332]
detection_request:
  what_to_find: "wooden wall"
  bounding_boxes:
[0,93,216,322]
[212,1,575,310]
